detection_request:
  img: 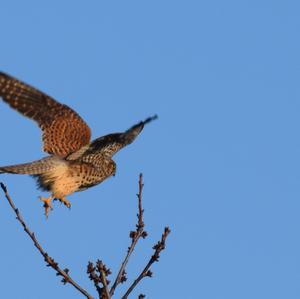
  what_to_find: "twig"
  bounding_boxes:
[110,173,148,296]
[97,260,111,299]
[87,262,102,298]
[122,227,171,299]
[87,260,112,299]
[0,182,94,299]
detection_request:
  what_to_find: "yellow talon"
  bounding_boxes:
[58,197,71,209]
[40,195,54,218]
[39,195,71,218]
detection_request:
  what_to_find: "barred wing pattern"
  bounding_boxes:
[0,72,91,157]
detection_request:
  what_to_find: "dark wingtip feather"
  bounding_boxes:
[143,114,158,125]
[130,114,158,132]
[128,114,158,131]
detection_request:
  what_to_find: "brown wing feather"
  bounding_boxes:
[0,72,91,157]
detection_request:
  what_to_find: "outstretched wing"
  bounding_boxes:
[0,72,91,157]
[69,115,157,164]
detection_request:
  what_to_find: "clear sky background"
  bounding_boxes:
[0,1,300,298]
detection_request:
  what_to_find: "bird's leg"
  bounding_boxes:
[57,197,71,209]
[39,194,54,218]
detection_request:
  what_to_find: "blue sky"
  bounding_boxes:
[0,1,300,298]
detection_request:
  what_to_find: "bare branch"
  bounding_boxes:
[122,227,171,299]
[0,182,94,299]
[1,174,171,299]
[97,260,111,299]
[87,260,112,299]
[110,173,148,296]
[87,262,102,298]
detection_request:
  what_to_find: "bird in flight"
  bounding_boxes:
[0,72,157,217]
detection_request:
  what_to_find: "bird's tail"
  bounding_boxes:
[0,157,62,175]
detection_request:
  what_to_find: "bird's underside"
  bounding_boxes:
[0,72,157,217]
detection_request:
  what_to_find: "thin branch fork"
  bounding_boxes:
[0,183,94,299]
[110,173,147,296]
[98,260,111,299]
[87,261,103,298]
[121,227,171,299]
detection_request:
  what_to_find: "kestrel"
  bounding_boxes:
[0,72,157,217]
